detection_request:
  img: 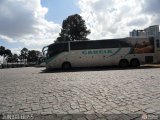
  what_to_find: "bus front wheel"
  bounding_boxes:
[62,62,71,70]
[119,59,129,68]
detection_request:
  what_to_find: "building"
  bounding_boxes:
[130,25,160,63]
[129,25,160,47]
[130,25,160,39]
[129,30,146,37]
[144,25,159,38]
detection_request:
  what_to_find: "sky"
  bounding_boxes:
[0,0,160,55]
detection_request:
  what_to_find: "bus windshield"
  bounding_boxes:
[47,43,69,58]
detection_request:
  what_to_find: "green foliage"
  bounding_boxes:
[0,46,12,62]
[56,14,90,43]
[20,47,28,63]
[0,46,5,56]
[0,46,13,63]
[27,50,40,63]
[1,46,41,64]
[7,54,18,63]
[4,49,12,57]
[21,48,28,58]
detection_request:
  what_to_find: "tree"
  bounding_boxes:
[6,54,18,63]
[20,48,28,64]
[12,54,19,63]
[0,46,5,56]
[0,46,12,63]
[27,50,40,63]
[56,14,90,42]
[0,46,5,63]
[6,54,13,63]
[4,49,12,57]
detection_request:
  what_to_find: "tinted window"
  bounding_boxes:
[70,39,130,50]
[94,40,119,48]
[48,43,68,57]
[118,40,132,47]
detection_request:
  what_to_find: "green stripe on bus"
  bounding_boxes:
[46,56,56,64]
[111,48,121,56]
[106,48,121,58]
[124,48,132,58]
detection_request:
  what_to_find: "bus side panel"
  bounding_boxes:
[123,37,155,64]
[155,39,160,63]
[46,52,69,69]
[113,48,132,65]
[156,48,160,63]
[68,48,127,67]
[67,51,90,67]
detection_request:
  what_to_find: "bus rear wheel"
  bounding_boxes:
[130,59,140,67]
[62,62,71,70]
[119,59,129,68]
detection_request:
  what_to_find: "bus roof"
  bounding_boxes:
[47,36,152,47]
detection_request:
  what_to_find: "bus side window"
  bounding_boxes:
[156,39,160,48]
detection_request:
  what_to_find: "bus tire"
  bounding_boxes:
[62,62,71,70]
[119,59,129,68]
[130,59,140,67]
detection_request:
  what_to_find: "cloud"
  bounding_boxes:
[78,0,160,39]
[0,35,15,43]
[0,0,37,38]
[1,0,160,54]
[142,0,160,14]
[127,16,148,27]
[0,0,60,52]
[141,0,160,25]
[92,0,115,12]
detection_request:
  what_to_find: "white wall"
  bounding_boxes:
[0,56,3,64]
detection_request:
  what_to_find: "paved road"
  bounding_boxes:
[0,67,160,120]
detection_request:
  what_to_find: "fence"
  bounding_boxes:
[0,63,29,69]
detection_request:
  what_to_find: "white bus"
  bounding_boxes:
[42,37,157,70]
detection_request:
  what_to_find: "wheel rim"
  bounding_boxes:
[64,64,69,69]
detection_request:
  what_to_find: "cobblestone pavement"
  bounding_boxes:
[0,67,160,120]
